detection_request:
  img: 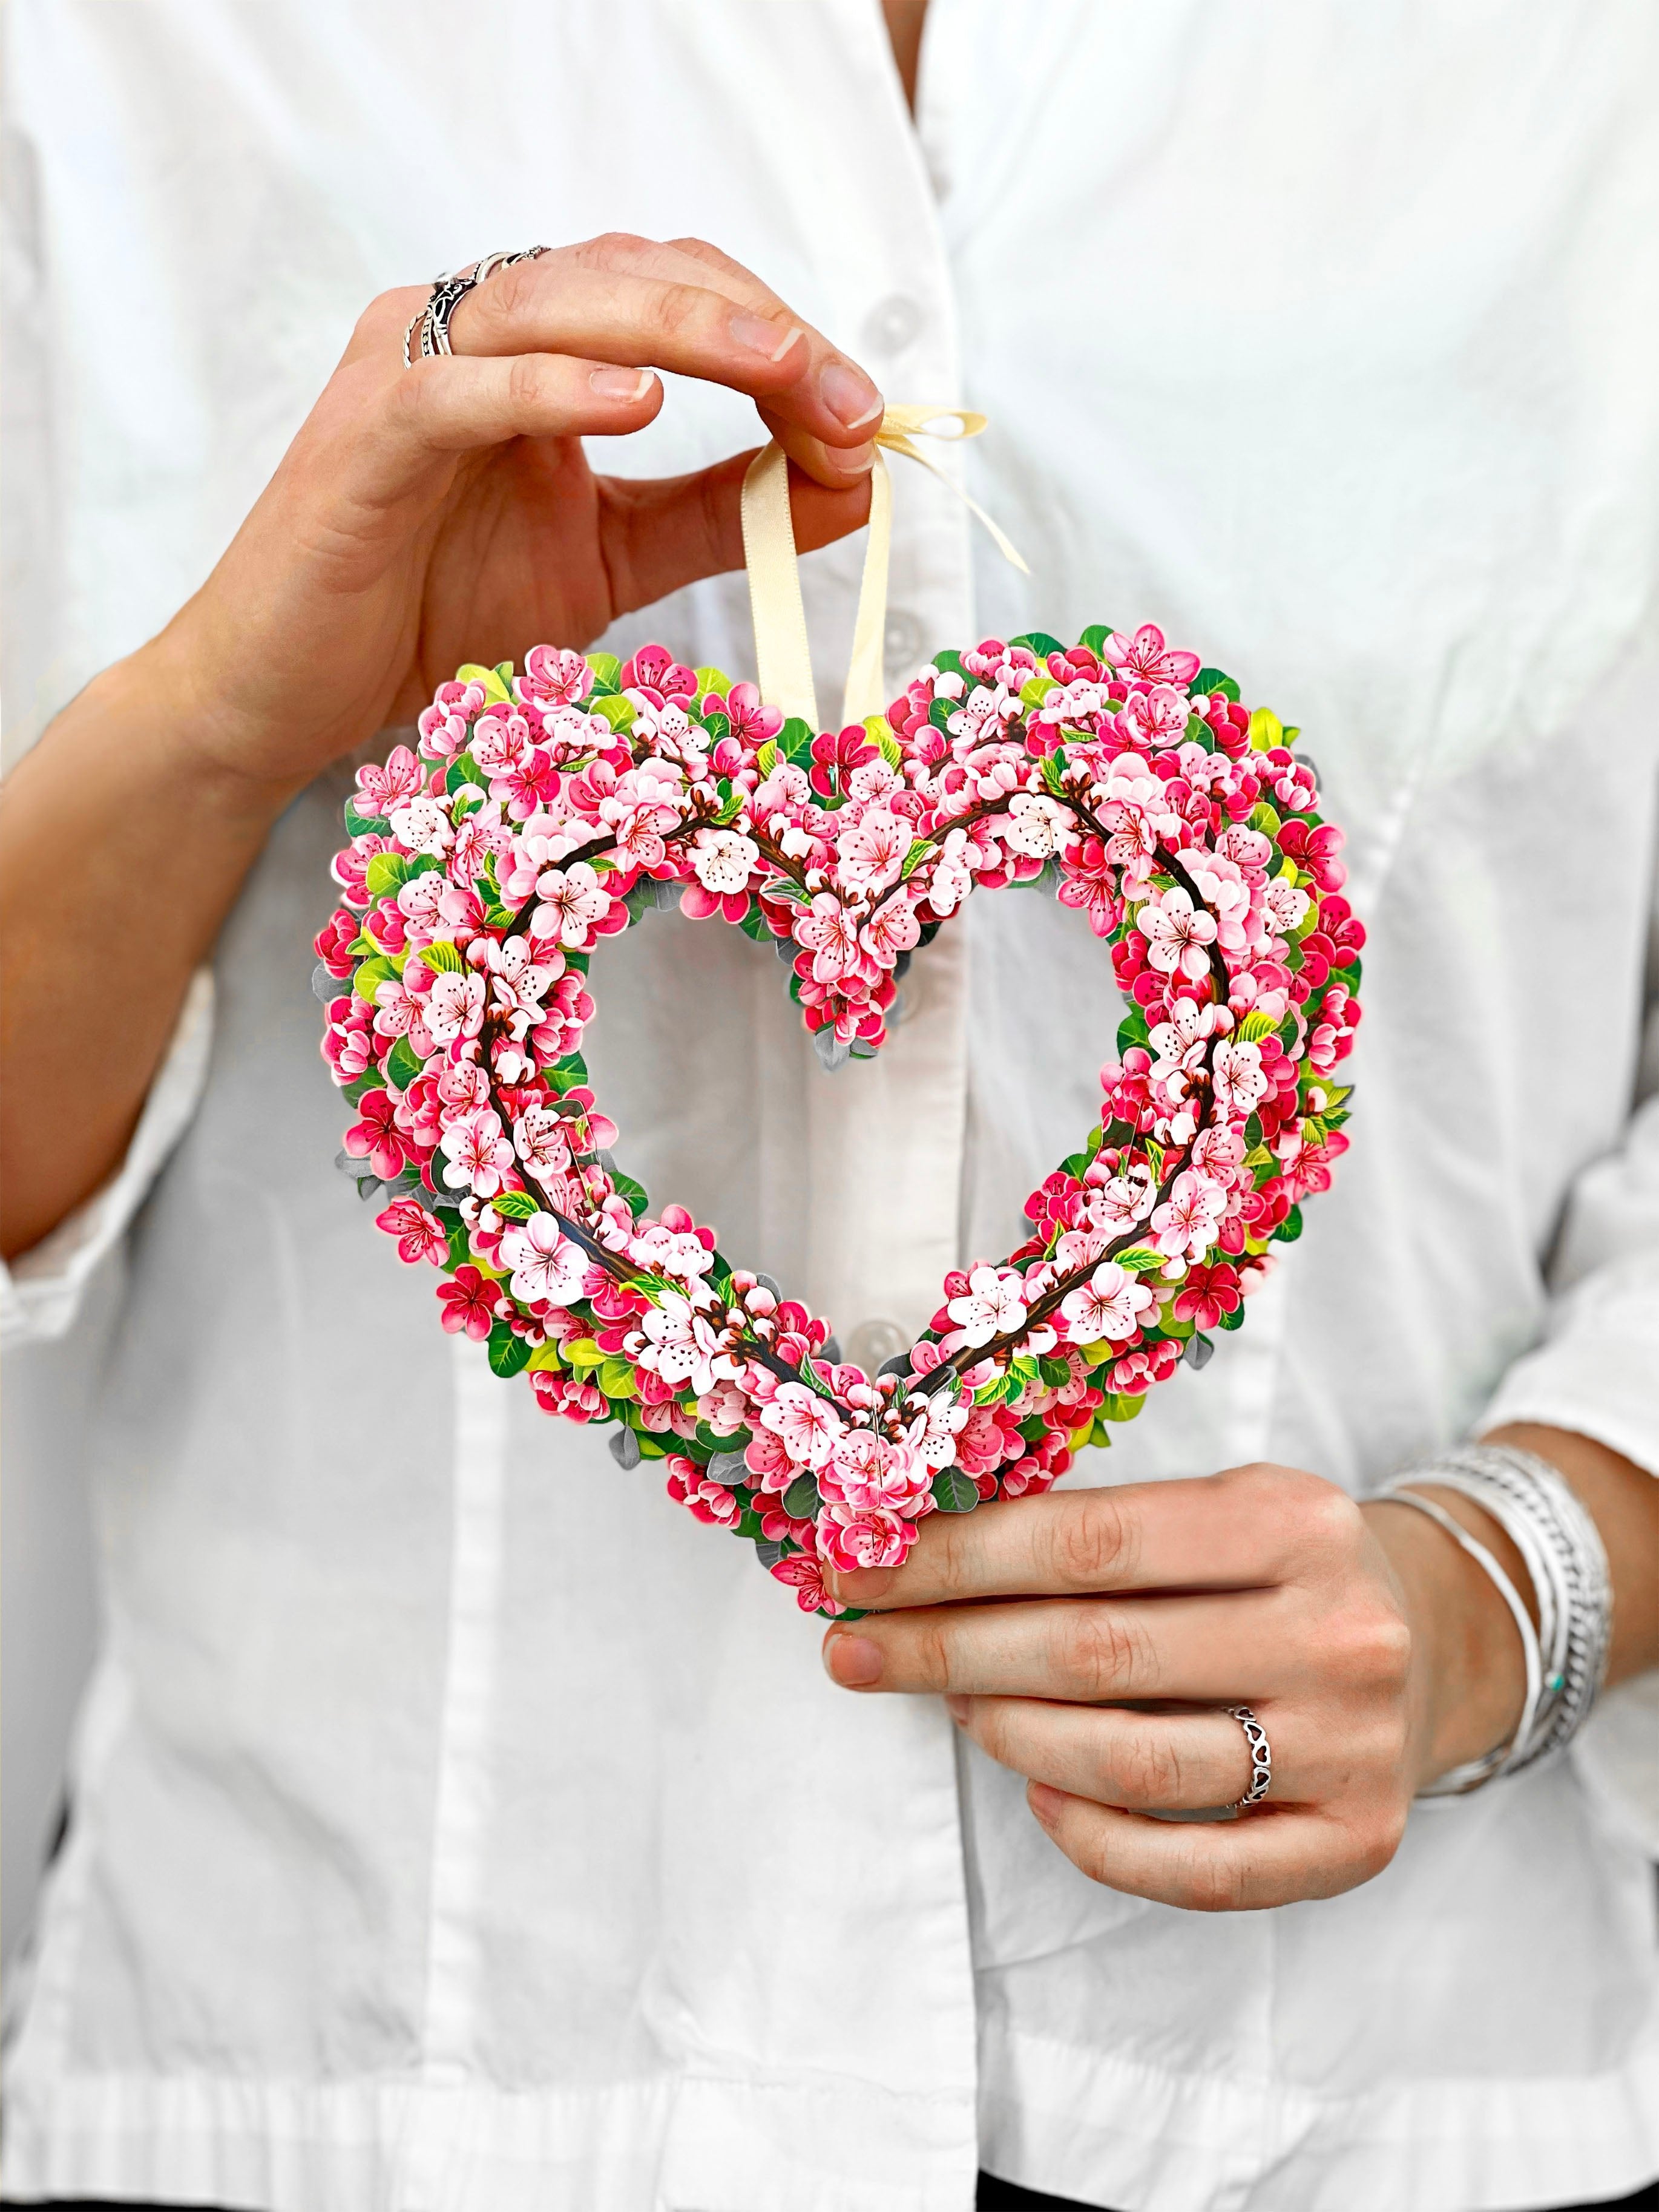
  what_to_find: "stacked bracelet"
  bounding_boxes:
[1375,1442,1613,1797]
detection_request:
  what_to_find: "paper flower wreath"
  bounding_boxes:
[317,616,1362,1618]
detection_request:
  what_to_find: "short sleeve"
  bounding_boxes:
[0,968,214,1345]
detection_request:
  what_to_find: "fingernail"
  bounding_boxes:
[944,1695,970,1724]
[831,1564,895,1604]
[1028,1783,1064,1828]
[818,361,884,430]
[731,314,805,364]
[823,1633,884,1689]
[590,367,656,400]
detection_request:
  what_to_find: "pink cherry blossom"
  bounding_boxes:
[1103,624,1201,689]
[946,1264,1030,1348]
[1140,885,1218,980]
[760,1380,847,1468]
[532,861,613,947]
[1150,1170,1229,1259]
[1211,1036,1269,1117]
[1059,1261,1157,1344]
[440,1108,513,1198]
[376,1198,450,1267]
[436,1265,501,1340]
[815,1500,918,1574]
[355,746,425,818]
[499,1212,588,1307]
[519,645,591,708]
[343,1089,408,1181]
[795,893,863,981]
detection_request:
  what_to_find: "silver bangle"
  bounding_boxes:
[402,246,548,369]
[1373,1488,1542,1795]
[1374,1442,1612,1794]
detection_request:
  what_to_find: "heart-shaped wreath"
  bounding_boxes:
[316,429,1362,1617]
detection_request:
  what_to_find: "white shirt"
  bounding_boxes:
[4,4,1659,2209]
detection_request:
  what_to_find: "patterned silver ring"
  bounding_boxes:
[1226,1704,1272,1808]
[402,246,550,370]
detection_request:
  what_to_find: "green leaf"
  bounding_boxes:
[609,1169,650,1218]
[585,651,622,694]
[1115,1246,1165,1275]
[1217,1302,1247,1331]
[1249,801,1283,837]
[754,739,781,778]
[1079,623,1113,655]
[1276,1204,1305,1244]
[456,661,513,705]
[1020,674,1058,710]
[490,1188,539,1220]
[548,1051,588,1087]
[1115,1003,1151,1053]
[1038,751,1068,798]
[445,752,488,792]
[363,852,409,899]
[352,954,399,1004]
[386,1035,427,1091]
[420,939,464,974]
[695,665,735,700]
[1097,1390,1148,1423]
[592,693,636,733]
[932,648,965,678]
[597,1357,637,1400]
[899,837,935,881]
[1248,707,1284,753]
[487,1324,531,1378]
[562,1338,607,1369]
[1010,631,1063,660]
[866,714,902,767]
[783,1473,821,1520]
[344,800,389,838]
[928,697,956,732]
[445,1218,474,1270]
[931,1466,980,1513]
[1037,1355,1071,1389]
[779,716,815,763]
[1237,1009,1276,1043]
[1189,666,1240,701]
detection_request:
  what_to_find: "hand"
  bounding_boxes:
[821,1463,1533,1911]
[163,232,882,796]
[0,232,883,1255]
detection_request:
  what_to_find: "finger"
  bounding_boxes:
[596,450,872,620]
[953,1695,1281,1811]
[1026,1785,1403,1909]
[363,351,664,489]
[829,1465,1361,1612]
[447,242,883,487]
[822,1588,1296,1702]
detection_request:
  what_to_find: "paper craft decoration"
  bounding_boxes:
[317,414,1362,1616]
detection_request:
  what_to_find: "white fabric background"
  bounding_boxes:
[4,6,1659,2211]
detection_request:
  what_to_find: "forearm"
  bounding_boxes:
[1364,1422,1659,1788]
[0,631,292,1258]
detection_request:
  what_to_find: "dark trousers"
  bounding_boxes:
[977,2174,1659,2211]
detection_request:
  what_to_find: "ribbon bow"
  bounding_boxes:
[740,405,1028,732]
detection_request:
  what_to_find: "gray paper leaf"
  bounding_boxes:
[813,1029,852,1072]
[1182,1332,1215,1370]
[313,962,344,1003]
[608,1428,643,1469]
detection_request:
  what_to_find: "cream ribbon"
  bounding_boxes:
[739,404,1028,732]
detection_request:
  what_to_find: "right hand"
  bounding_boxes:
[158,231,884,799]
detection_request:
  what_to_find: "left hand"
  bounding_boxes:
[821,1463,1527,1911]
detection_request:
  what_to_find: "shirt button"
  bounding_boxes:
[884,606,927,677]
[861,292,923,356]
[845,1316,912,1375]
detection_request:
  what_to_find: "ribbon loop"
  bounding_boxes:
[739,405,1027,736]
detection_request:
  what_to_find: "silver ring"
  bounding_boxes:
[402,246,549,369]
[1226,1704,1272,1807]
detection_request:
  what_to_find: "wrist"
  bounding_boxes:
[1364,1488,1533,1788]
[118,617,311,830]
